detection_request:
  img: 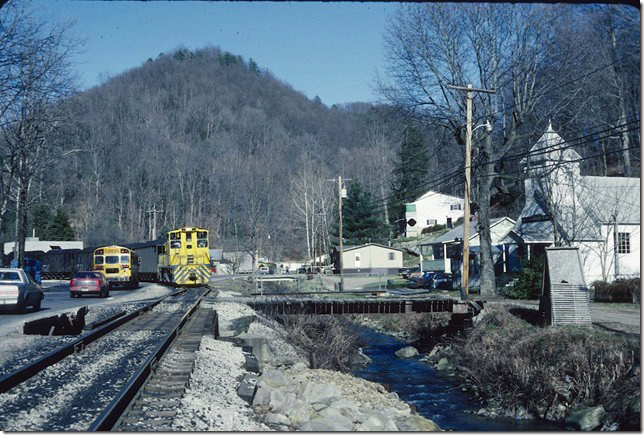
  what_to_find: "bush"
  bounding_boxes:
[276,315,361,372]
[592,278,640,303]
[450,305,640,426]
[503,255,544,299]
[421,224,445,234]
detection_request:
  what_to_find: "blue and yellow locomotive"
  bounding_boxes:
[158,227,211,286]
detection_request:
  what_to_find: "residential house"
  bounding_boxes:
[503,123,640,284]
[405,190,464,237]
[330,243,403,274]
[418,217,517,288]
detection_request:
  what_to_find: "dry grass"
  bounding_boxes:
[450,305,640,427]
[275,314,361,372]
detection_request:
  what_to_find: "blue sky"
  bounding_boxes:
[36,1,400,107]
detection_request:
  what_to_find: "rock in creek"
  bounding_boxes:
[394,346,419,358]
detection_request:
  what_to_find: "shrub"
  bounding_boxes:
[276,314,361,372]
[450,305,640,426]
[421,224,445,234]
[503,255,544,299]
[592,278,640,303]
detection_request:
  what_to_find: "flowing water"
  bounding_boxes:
[352,327,566,431]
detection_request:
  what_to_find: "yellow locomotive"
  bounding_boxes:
[158,227,211,286]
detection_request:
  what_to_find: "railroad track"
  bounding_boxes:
[0,286,217,431]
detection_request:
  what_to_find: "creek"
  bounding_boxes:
[352,327,566,431]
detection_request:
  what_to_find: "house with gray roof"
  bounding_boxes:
[418,217,516,289]
[504,123,641,284]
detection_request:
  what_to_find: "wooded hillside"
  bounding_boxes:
[38,47,416,260]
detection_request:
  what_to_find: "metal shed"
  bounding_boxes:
[539,247,591,327]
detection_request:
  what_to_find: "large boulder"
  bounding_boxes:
[298,381,342,405]
[395,346,419,358]
[349,347,373,367]
[298,416,354,432]
[565,405,606,431]
[284,401,314,425]
[355,413,398,431]
[258,369,289,389]
[435,358,450,371]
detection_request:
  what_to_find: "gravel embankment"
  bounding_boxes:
[184,285,441,431]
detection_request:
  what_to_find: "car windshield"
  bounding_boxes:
[0,271,20,281]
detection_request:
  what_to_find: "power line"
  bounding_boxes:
[469,119,640,170]
[366,119,638,212]
[472,58,625,124]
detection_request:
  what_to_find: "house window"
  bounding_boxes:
[388,252,395,261]
[617,233,631,254]
[427,219,437,225]
[450,204,462,210]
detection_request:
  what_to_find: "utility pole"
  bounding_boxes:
[338,176,345,292]
[328,176,350,291]
[146,205,164,241]
[447,83,495,300]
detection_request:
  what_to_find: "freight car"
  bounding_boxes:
[41,247,94,280]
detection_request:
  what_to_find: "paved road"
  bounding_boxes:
[0,280,164,334]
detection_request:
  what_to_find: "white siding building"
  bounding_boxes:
[331,243,403,274]
[505,123,640,284]
[405,190,464,237]
[3,237,83,255]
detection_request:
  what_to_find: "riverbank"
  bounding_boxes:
[358,301,640,431]
[183,279,441,431]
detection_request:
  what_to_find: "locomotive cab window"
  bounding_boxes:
[171,241,181,249]
[197,239,208,248]
[197,231,207,239]
[106,256,119,264]
[170,233,180,240]
[186,232,192,241]
[95,256,104,264]
[121,255,129,264]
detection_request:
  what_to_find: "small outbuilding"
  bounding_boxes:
[330,243,403,274]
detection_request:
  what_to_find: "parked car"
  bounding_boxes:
[400,267,420,280]
[0,268,44,312]
[258,266,270,275]
[419,271,438,288]
[70,271,110,298]
[431,273,453,290]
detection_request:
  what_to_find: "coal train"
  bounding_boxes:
[23,227,211,287]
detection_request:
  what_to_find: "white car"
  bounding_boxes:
[0,268,44,312]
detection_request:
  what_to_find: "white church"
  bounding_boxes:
[504,123,640,285]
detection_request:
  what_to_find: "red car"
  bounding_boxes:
[70,271,110,298]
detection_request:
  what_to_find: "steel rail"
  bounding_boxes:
[88,287,211,431]
[0,288,188,394]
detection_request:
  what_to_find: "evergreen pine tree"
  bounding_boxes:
[31,204,52,239]
[48,209,75,241]
[390,126,429,236]
[342,181,388,245]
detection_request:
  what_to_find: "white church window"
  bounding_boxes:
[617,233,631,254]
